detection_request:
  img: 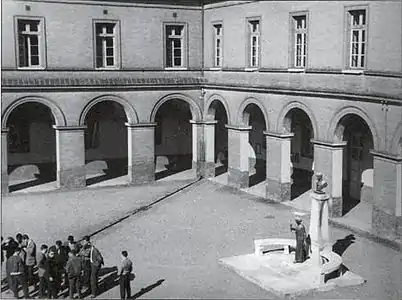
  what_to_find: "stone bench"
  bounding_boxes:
[254,238,296,256]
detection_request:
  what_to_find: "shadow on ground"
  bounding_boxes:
[131,279,165,299]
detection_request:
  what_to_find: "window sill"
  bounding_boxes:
[342,69,364,75]
[95,67,121,70]
[288,68,305,73]
[209,67,222,71]
[164,67,188,71]
[244,67,259,72]
[17,66,46,70]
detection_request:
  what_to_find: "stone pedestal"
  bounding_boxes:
[203,120,218,178]
[126,123,156,184]
[311,140,346,217]
[309,191,331,266]
[265,131,294,202]
[1,129,9,194]
[226,125,251,189]
[371,151,402,239]
[53,126,86,189]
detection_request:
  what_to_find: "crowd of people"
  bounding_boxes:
[1,233,134,299]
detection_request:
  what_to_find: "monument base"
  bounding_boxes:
[219,252,365,298]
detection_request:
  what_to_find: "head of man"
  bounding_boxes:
[48,246,56,258]
[40,244,48,255]
[13,247,21,256]
[16,233,23,244]
[295,216,302,225]
[82,235,91,247]
[121,250,128,260]
[22,234,29,244]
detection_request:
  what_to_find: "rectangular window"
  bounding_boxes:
[165,24,186,68]
[94,21,119,69]
[291,14,307,68]
[247,19,260,68]
[348,9,366,69]
[16,18,45,68]
[213,23,222,68]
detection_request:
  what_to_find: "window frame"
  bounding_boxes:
[163,22,188,70]
[344,5,369,71]
[245,17,261,70]
[93,19,121,70]
[288,11,309,70]
[212,21,223,69]
[14,16,47,70]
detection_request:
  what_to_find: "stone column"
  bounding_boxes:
[371,151,402,240]
[190,120,205,178]
[126,123,156,184]
[53,126,86,189]
[311,140,346,217]
[1,128,9,194]
[226,125,251,189]
[265,131,294,202]
[203,120,218,178]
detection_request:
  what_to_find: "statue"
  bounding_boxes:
[290,216,310,263]
[314,172,328,194]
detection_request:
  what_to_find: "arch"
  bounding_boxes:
[79,95,139,126]
[2,96,67,128]
[204,93,231,123]
[237,97,270,129]
[276,101,319,139]
[327,106,380,150]
[390,121,402,155]
[150,93,202,122]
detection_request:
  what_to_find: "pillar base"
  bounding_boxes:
[330,196,343,218]
[372,205,401,239]
[57,167,86,189]
[128,162,155,184]
[203,161,216,178]
[227,167,248,189]
[266,179,290,202]
[1,172,8,195]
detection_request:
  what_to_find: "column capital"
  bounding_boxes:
[52,125,87,131]
[370,150,402,163]
[264,131,294,139]
[311,139,347,148]
[125,122,157,128]
[225,124,252,131]
[189,120,218,125]
[1,128,9,134]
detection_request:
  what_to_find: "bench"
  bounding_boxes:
[254,238,296,256]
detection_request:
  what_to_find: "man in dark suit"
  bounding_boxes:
[55,240,69,290]
[79,236,92,290]
[66,249,83,299]
[22,234,37,289]
[6,247,29,299]
[47,246,61,299]
[89,242,104,298]
[37,244,49,298]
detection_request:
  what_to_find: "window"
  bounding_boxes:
[94,21,120,69]
[16,18,45,68]
[348,9,367,69]
[165,24,186,68]
[213,23,223,67]
[247,19,260,68]
[291,14,308,68]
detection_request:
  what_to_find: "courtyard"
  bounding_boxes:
[1,178,401,299]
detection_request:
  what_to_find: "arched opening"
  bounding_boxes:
[336,114,374,215]
[208,100,229,176]
[283,108,314,200]
[154,99,193,180]
[6,102,56,192]
[243,103,267,187]
[84,101,128,186]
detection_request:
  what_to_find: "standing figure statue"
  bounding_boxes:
[290,216,310,263]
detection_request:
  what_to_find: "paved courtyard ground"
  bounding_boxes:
[1,179,401,299]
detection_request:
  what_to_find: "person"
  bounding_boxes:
[66,249,82,299]
[65,236,81,253]
[55,240,69,290]
[89,242,104,298]
[37,244,49,298]
[1,236,4,265]
[6,247,29,299]
[48,246,61,299]
[15,233,23,247]
[290,216,308,263]
[119,251,133,300]
[22,234,37,289]
[2,237,19,292]
[79,236,92,290]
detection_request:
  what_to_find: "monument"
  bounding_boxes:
[219,172,365,297]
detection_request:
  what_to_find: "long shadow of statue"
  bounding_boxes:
[130,279,165,299]
[332,234,356,256]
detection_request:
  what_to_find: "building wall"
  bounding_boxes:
[203,0,402,72]
[2,0,203,70]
